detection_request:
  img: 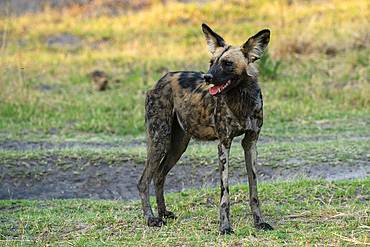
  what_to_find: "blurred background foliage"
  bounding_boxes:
[0,0,368,137]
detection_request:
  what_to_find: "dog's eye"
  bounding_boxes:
[209,59,215,66]
[224,61,233,66]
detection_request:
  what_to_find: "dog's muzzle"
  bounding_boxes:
[204,73,213,84]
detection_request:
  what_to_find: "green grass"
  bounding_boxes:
[1,179,369,246]
[0,0,369,138]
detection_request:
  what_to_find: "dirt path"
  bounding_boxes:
[1,140,369,202]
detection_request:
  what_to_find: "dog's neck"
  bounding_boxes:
[223,76,262,120]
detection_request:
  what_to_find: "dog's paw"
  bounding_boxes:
[162,210,178,219]
[256,222,274,231]
[220,226,234,235]
[147,217,166,227]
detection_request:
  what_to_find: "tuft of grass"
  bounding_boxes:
[256,48,281,80]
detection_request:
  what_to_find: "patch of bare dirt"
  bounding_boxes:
[1,140,369,202]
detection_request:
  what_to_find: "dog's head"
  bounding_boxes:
[202,24,270,96]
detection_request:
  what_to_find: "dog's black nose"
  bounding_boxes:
[204,73,213,83]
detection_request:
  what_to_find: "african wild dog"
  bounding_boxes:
[137,24,273,234]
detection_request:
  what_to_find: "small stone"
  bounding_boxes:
[89,70,108,91]
[323,44,337,56]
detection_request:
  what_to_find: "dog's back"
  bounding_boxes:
[146,71,219,142]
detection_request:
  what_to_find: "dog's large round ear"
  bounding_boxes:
[241,29,270,63]
[202,23,227,54]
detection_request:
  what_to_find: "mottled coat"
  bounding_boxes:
[137,24,273,234]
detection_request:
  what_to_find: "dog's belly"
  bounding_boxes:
[175,109,218,141]
[188,126,219,141]
[174,105,248,141]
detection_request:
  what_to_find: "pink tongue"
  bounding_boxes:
[210,85,223,95]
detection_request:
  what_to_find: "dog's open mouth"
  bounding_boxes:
[209,80,232,95]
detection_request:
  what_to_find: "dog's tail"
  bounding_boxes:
[145,74,174,153]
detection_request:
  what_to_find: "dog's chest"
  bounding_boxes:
[221,87,263,135]
[224,107,258,137]
[226,113,246,138]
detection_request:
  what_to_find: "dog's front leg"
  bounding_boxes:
[218,141,234,235]
[242,131,273,230]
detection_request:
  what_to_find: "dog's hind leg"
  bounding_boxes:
[242,131,273,230]
[137,141,169,227]
[154,115,190,220]
[137,86,173,227]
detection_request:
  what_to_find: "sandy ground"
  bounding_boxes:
[1,139,369,202]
